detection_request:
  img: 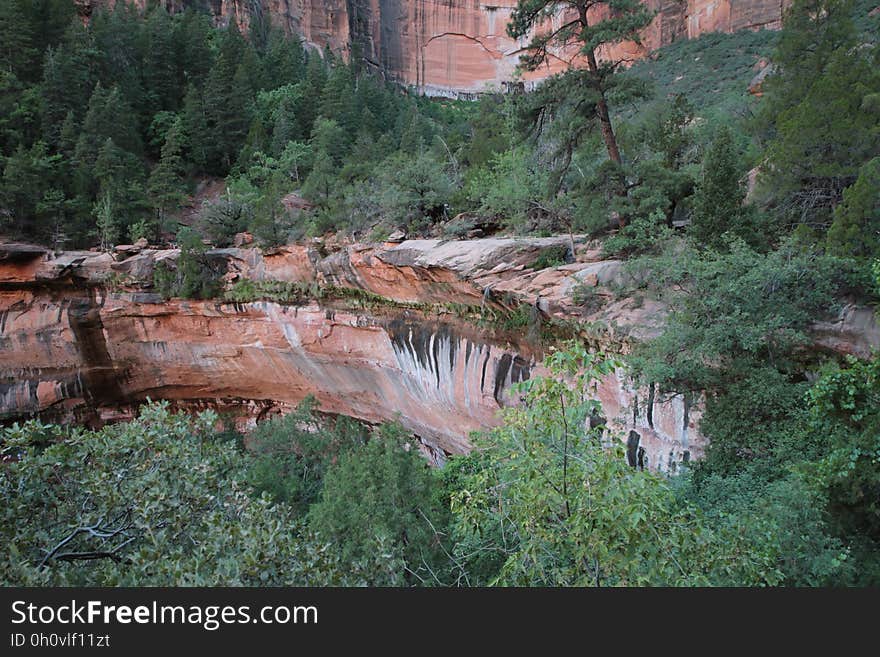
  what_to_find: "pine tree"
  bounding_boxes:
[174,8,214,88]
[310,118,346,165]
[181,84,209,172]
[264,28,304,88]
[297,53,327,137]
[1,141,60,239]
[91,2,144,116]
[203,24,252,173]
[0,0,36,81]
[39,23,97,148]
[143,7,179,116]
[689,128,746,250]
[759,0,879,228]
[827,158,880,259]
[302,150,336,208]
[507,0,654,168]
[149,118,187,222]
[319,65,355,136]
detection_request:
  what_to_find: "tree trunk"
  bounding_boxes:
[578,6,627,228]
[585,49,622,166]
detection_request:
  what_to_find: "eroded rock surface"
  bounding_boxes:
[3,238,876,471]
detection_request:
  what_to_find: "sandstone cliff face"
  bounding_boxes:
[4,238,877,470]
[86,0,788,94]
[0,238,755,471]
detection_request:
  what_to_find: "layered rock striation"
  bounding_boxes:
[84,0,790,95]
[3,238,875,470]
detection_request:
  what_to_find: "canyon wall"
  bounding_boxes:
[82,0,788,95]
[0,238,748,471]
[4,238,877,470]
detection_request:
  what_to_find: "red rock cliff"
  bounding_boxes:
[4,238,875,470]
[0,239,717,471]
[84,0,788,94]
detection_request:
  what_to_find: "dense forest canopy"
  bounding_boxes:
[1,0,879,586]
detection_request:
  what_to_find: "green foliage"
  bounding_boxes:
[628,239,852,394]
[464,146,546,231]
[621,29,777,124]
[199,194,252,247]
[688,127,759,250]
[308,423,451,585]
[147,116,186,219]
[245,397,367,515]
[0,401,388,586]
[92,191,119,251]
[757,0,880,229]
[449,344,781,585]
[806,357,880,548]
[531,245,569,270]
[153,226,222,300]
[826,157,880,259]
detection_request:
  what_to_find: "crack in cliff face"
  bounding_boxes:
[423,32,504,59]
[66,289,124,408]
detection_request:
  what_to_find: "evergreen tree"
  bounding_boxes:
[143,7,179,117]
[90,2,145,116]
[308,423,449,586]
[507,0,654,167]
[297,53,327,137]
[689,128,747,250]
[310,117,347,165]
[148,118,187,223]
[203,24,252,173]
[39,23,97,148]
[302,150,336,208]
[0,0,36,81]
[826,158,880,259]
[1,141,60,239]
[263,28,304,88]
[174,8,214,88]
[180,84,210,172]
[759,0,880,228]
[319,65,355,136]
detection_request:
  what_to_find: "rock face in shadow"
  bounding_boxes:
[83,0,789,95]
[3,238,876,471]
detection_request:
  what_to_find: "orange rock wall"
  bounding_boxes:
[0,241,714,472]
[87,0,787,94]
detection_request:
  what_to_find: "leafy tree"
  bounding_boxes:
[627,239,851,395]
[449,344,782,585]
[93,192,119,251]
[246,396,367,515]
[464,146,546,231]
[0,402,395,586]
[807,357,880,553]
[309,423,451,586]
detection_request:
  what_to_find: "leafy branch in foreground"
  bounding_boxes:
[447,343,782,586]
